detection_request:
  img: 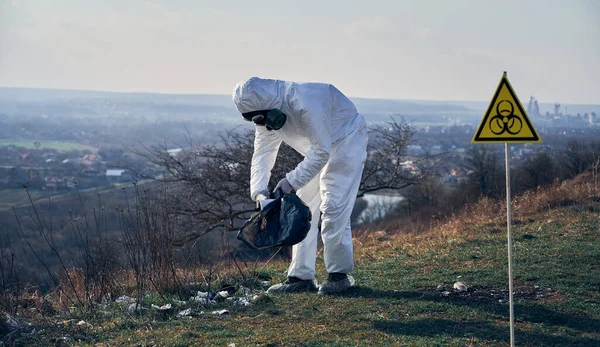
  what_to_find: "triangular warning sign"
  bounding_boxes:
[472,73,541,143]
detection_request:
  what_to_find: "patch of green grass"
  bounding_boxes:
[0,140,97,152]
[8,202,600,346]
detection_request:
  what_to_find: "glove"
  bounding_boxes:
[254,190,269,201]
[275,178,294,194]
[253,190,269,210]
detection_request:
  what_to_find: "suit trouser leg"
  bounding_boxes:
[319,124,368,275]
[286,175,321,280]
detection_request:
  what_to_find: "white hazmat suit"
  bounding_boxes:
[233,77,368,280]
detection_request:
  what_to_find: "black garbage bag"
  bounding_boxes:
[237,189,312,250]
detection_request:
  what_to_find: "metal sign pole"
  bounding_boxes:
[505,142,515,347]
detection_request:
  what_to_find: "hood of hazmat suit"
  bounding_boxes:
[233,77,364,201]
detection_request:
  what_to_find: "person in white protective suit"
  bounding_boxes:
[233,77,368,294]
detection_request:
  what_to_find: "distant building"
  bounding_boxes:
[526,96,540,117]
[106,169,134,183]
[167,148,183,157]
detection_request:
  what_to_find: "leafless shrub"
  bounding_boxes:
[0,229,20,315]
[9,183,125,313]
[118,182,182,302]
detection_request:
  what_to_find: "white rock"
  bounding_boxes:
[228,343,236,347]
[453,281,468,292]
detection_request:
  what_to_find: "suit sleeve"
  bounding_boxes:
[250,125,283,201]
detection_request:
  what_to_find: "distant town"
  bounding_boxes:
[0,88,598,203]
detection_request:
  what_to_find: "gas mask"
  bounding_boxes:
[242,109,287,131]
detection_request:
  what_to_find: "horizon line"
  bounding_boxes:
[0,85,599,107]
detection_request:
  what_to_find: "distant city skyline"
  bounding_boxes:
[1,0,599,104]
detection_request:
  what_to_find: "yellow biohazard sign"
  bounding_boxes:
[472,72,541,143]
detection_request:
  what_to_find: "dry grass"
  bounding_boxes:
[353,171,600,263]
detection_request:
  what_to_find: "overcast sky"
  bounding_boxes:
[1,0,599,103]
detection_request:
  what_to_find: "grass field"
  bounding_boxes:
[4,189,598,346]
[0,140,97,152]
[0,188,50,211]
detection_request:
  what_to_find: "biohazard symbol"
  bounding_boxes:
[472,72,541,143]
[490,100,522,135]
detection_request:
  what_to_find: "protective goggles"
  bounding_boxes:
[242,109,287,131]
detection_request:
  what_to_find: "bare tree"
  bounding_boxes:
[359,117,429,196]
[464,145,503,198]
[563,139,592,177]
[132,116,431,245]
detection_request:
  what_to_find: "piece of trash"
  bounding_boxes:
[212,309,229,315]
[177,308,193,317]
[191,291,218,304]
[252,294,273,304]
[441,291,450,297]
[214,291,229,303]
[127,303,143,314]
[453,281,468,292]
[116,295,136,303]
[151,304,172,311]
[218,291,230,298]
[191,297,217,305]
[233,298,252,306]
[76,320,92,328]
[228,343,236,347]
[534,285,540,289]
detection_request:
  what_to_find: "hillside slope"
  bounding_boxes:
[2,181,600,346]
